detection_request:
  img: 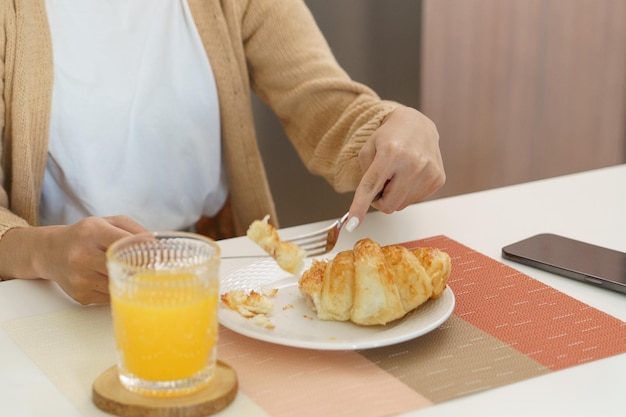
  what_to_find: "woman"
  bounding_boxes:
[0,0,445,304]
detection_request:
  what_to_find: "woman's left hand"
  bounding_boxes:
[345,106,446,231]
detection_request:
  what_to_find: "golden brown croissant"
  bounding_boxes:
[298,238,451,325]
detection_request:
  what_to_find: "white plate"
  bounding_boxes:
[219,259,455,350]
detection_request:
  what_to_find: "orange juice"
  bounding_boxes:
[111,272,218,383]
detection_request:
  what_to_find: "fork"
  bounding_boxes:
[221,212,349,259]
[286,186,387,256]
[282,211,350,257]
[224,189,384,259]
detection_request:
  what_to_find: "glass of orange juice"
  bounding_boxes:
[106,231,220,397]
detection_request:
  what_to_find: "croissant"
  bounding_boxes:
[298,238,451,325]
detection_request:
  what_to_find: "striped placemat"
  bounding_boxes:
[216,235,626,416]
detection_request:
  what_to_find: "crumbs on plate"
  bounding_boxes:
[220,288,278,329]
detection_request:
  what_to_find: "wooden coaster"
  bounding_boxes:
[92,360,238,417]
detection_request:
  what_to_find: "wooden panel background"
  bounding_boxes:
[421,0,626,198]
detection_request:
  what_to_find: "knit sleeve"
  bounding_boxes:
[0,0,8,219]
[0,2,40,239]
[240,0,401,192]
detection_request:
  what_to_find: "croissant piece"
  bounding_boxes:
[298,238,451,325]
[247,215,306,275]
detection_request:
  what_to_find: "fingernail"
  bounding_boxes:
[345,217,360,232]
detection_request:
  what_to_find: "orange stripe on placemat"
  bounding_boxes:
[402,236,626,370]
[217,327,432,417]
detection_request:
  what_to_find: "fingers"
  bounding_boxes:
[73,280,110,306]
[104,215,149,234]
[53,264,110,305]
[68,278,110,306]
[347,166,391,231]
[49,216,147,305]
[346,106,445,231]
[92,216,148,251]
[349,128,412,222]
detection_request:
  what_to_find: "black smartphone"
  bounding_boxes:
[502,233,626,294]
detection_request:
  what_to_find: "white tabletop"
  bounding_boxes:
[2,164,625,416]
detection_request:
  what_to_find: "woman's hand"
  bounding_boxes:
[0,216,148,305]
[346,106,445,231]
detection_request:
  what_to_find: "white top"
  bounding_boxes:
[40,0,227,231]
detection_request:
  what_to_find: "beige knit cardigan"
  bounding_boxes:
[0,0,398,242]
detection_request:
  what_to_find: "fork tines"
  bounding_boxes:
[286,227,335,257]
[284,212,349,257]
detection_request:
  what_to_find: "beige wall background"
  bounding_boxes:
[253,0,626,227]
